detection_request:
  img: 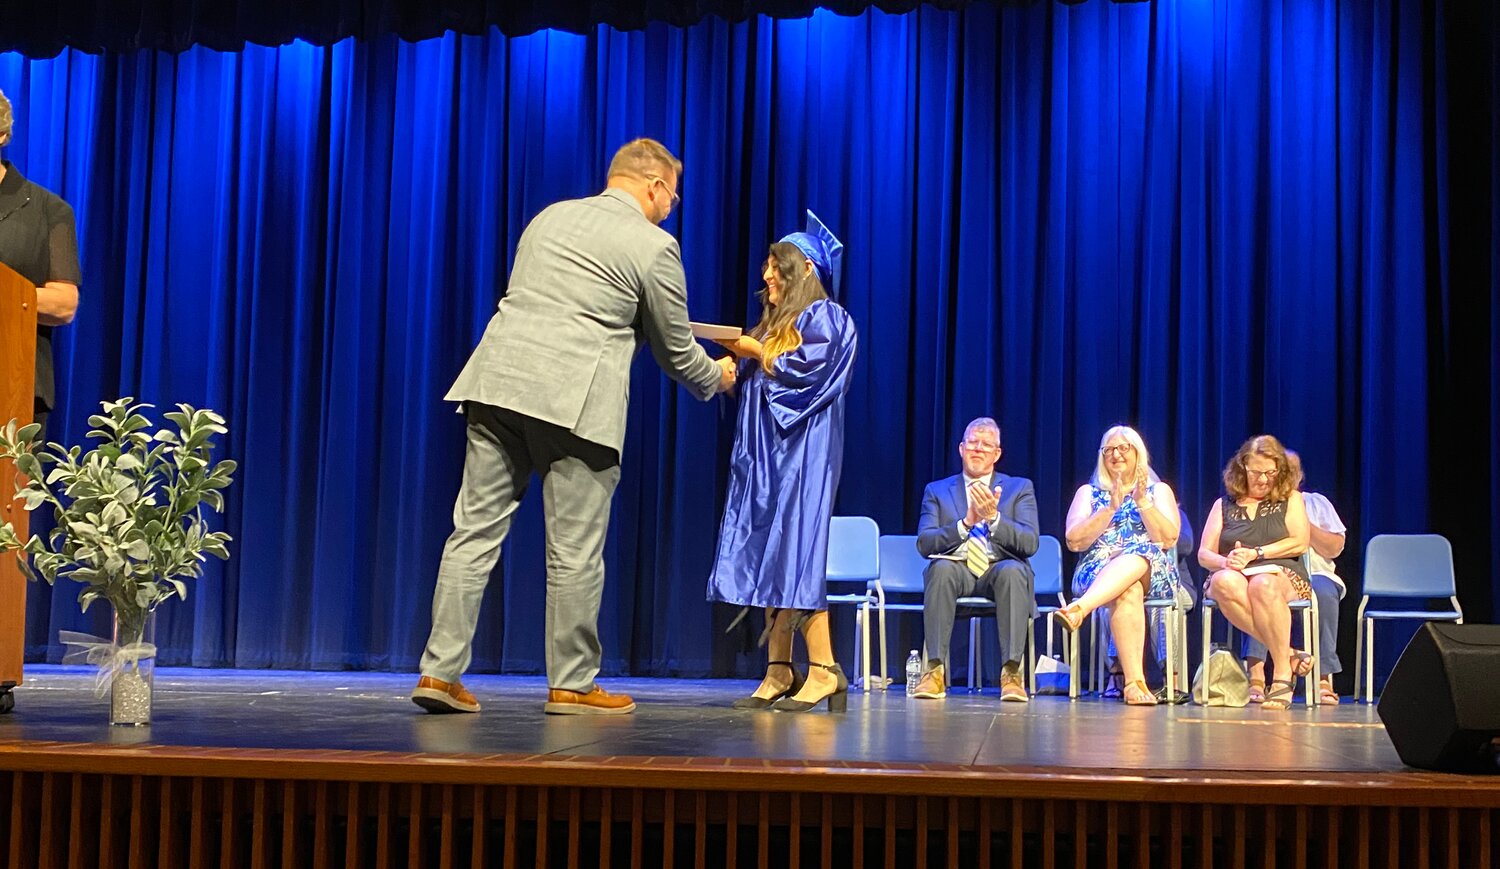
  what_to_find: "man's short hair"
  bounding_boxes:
[963,417,1001,444]
[607,138,682,182]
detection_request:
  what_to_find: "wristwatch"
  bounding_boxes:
[1254,546,1265,560]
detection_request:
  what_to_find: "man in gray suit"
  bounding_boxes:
[412,139,736,716]
[912,418,1040,702]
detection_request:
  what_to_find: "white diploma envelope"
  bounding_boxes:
[1241,563,1284,576]
[690,322,743,340]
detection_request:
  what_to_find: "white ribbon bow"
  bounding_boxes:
[58,631,158,697]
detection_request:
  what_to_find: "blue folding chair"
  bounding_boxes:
[1200,553,1320,706]
[1026,535,1066,695]
[869,534,1043,694]
[824,516,880,691]
[1354,534,1464,702]
[864,535,928,690]
[1088,585,1189,700]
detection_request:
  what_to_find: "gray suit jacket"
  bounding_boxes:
[446,188,721,454]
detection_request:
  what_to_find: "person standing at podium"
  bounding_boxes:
[0,88,81,439]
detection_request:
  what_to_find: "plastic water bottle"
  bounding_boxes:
[905,650,922,696]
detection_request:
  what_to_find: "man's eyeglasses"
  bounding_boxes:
[962,439,999,453]
[646,175,681,205]
[1101,444,1135,458]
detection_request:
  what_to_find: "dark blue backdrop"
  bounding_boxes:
[1,0,1495,686]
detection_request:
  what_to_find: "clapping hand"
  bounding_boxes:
[1132,469,1150,505]
[965,481,1000,527]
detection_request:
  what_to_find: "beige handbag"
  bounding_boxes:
[1192,649,1250,707]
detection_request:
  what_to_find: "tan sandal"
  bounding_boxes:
[1318,678,1340,705]
[1247,678,1266,704]
[1051,602,1085,633]
[1123,679,1159,706]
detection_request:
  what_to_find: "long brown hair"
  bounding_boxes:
[1223,434,1302,502]
[749,241,829,374]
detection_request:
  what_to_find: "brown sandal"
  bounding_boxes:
[1262,679,1295,710]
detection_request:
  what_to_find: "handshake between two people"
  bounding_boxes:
[709,334,766,394]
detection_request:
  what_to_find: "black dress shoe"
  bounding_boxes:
[1155,686,1191,705]
[733,661,805,709]
[772,662,848,713]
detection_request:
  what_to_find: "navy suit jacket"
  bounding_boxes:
[916,472,1040,574]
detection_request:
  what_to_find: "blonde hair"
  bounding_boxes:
[0,88,12,148]
[606,138,682,182]
[1091,425,1158,489]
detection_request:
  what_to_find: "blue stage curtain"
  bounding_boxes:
[0,1,1139,58]
[0,0,1494,678]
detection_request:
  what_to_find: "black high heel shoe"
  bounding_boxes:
[771,662,848,713]
[732,661,806,709]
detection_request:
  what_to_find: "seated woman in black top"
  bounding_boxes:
[1198,435,1311,710]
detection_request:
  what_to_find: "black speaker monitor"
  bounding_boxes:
[1377,622,1500,774]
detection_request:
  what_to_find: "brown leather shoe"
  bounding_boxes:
[911,665,946,700]
[544,685,637,715]
[411,676,480,714]
[1000,669,1029,703]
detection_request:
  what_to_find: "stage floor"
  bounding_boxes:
[0,665,1405,775]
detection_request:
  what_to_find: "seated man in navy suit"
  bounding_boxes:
[913,418,1040,701]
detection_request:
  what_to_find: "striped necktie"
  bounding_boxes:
[964,521,991,577]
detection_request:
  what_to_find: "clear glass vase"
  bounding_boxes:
[110,606,157,726]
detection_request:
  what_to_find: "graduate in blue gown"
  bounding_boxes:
[707,212,858,713]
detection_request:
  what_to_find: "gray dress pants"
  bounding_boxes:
[922,558,1035,669]
[419,402,620,692]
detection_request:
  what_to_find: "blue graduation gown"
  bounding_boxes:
[706,299,858,610]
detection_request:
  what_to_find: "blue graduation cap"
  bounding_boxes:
[779,210,844,300]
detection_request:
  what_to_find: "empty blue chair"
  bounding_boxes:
[1354,534,1463,702]
[824,516,881,691]
[867,534,929,689]
[1026,535,1066,694]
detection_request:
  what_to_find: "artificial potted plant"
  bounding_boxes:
[0,398,235,725]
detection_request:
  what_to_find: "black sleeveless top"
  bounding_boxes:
[1217,497,1308,582]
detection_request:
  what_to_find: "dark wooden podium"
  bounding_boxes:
[0,261,37,709]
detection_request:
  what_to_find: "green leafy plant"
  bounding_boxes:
[0,398,237,639]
